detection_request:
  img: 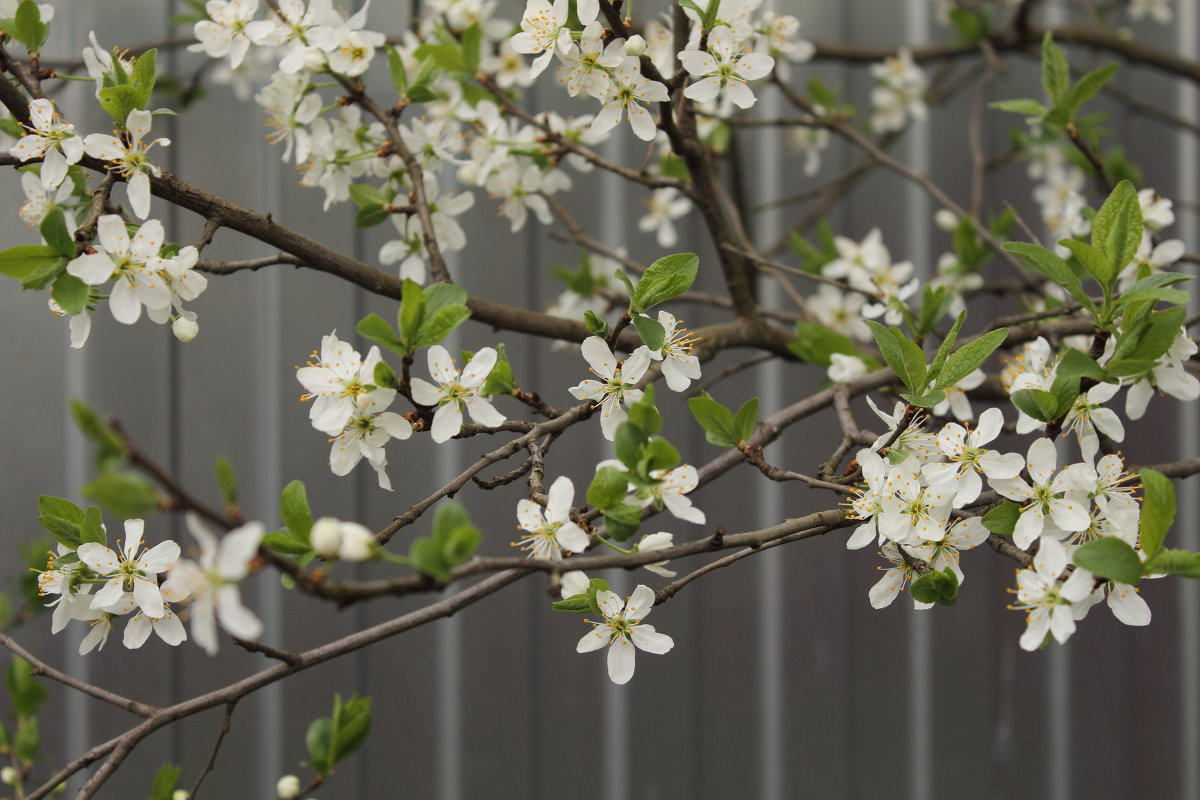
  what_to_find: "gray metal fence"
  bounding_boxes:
[1,0,1198,797]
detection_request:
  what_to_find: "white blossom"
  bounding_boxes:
[576,584,673,684]
[568,337,652,440]
[410,345,505,443]
[514,476,589,559]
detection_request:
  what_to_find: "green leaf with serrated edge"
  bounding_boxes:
[132,48,157,96]
[551,595,592,613]
[584,577,611,614]
[627,384,661,435]
[1054,347,1108,382]
[864,320,918,393]
[1073,537,1142,585]
[1059,238,1114,291]
[399,278,426,341]
[262,531,311,556]
[588,466,629,510]
[38,515,80,549]
[0,244,59,280]
[1091,181,1142,284]
[412,305,470,349]
[19,254,66,290]
[7,656,46,717]
[901,389,946,408]
[631,253,699,313]
[40,207,74,257]
[461,22,482,71]
[893,325,929,393]
[914,286,954,338]
[982,502,1020,535]
[83,472,158,518]
[926,311,966,386]
[631,314,665,350]
[787,321,857,366]
[1003,242,1096,312]
[305,717,333,775]
[990,98,1048,116]
[936,327,1008,390]
[614,420,648,470]
[1143,548,1200,578]
[910,568,958,606]
[80,505,105,545]
[603,503,643,542]
[331,695,372,766]
[1111,306,1186,368]
[733,396,758,443]
[51,273,88,315]
[421,281,467,315]
[1041,33,1070,104]
[1062,63,1118,119]
[349,183,386,209]
[12,0,46,51]
[1010,388,1061,422]
[98,84,143,127]
[373,360,398,389]
[280,480,313,542]
[354,205,387,228]
[356,313,406,356]
[385,45,407,93]
[1114,272,1192,307]
[584,310,608,336]
[149,763,181,800]
[481,343,515,396]
[687,393,739,447]
[1138,468,1175,560]
[612,268,636,299]
[38,495,83,524]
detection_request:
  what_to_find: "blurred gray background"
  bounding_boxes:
[1,0,1199,798]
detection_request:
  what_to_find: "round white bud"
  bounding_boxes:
[172,790,190,800]
[172,317,200,342]
[310,517,344,559]
[559,570,590,599]
[276,775,302,799]
[934,209,959,232]
[1,766,18,786]
[624,35,647,57]
[337,523,377,562]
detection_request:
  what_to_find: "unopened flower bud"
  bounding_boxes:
[172,790,190,800]
[560,570,590,599]
[934,209,958,231]
[2,767,19,786]
[172,317,199,342]
[337,523,376,562]
[624,35,647,57]
[276,775,301,799]
[636,532,676,577]
[310,517,344,559]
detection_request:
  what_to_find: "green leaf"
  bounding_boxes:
[584,577,611,614]
[385,45,407,93]
[583,310,608,337]
[0,244,61,280]
[371,360,398,390]
[1138,468,1175,560]
[640,436,681,475]
[910,567,959,606]
[603,503,643,542]
[82,472,158,519]
[551,595,593,613]
[399,278,426,341]
[461,22,482,72]
[587,466,629,510]
[480,343,515,396]
[1073,537,1142,585]
[1053,348,1108,383]
[79,505,106,545]
[98,84,144,127]
[626,384,661,435]
[1010,388,1064,422]
[1110,306,1186,371]
[900,389,946,408]
[1062,63,1118,119]
[149,764,181,800]
[1059,239,1114,292]
[936,327,1008,390]
[38,495,84,524]
[305,717,333,776]
[411,305,471,349]
[732,397,758,443]
[982,502,1020,536]
[614,419,648,470]
[1090,180,1143,283]
[1143,548,1200,578]
[280,480,313,543]
[70,398,127,467]
[348,183,386,209]
[40,207,75,257]
[1041,33,1070,104]
[1115,272,1192,308]
[262,531,311,556]
[132,48,158,100]
[632,314,665,351]
[330,694,372,766]
[51,274,89,319]
[788,321,857,367]
[7,656,46,717]
[630,253,699,313]
[409,537,450,582]
[422,283,467,313]
[38,514,81,549]
[687,393,740,447]
[13,715,38,764]
[413,42,467,74]
[356,313,406,356]
[12,0,46,51]
[989,98,1048,116]
[926,311,966,385]
[1003,241,1096,313]
[354,205,388,228]
[864,320,925,394]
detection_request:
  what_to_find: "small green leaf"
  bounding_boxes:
[631,253,699,313]
[1090,180,1143,282]
[40,207,75,258]
[632,314,665,350]
[936,328,1008,390]
[732,396,758,443]
[687,393,740,447]
[348,183,386,209]
[864,320,925,394]
[330,694,372,766]
[1073,537,1143,585]
[354,205,388,229]
[1041,33,1070,104]
[305,717,333,776]
[385,45,408,93]
[1138,468,1175,560]
[82,472,158,519]
[13,715,38,764]
[461,22,482,72]
[399,278,426,341]
[982,502,1021,536]
[1010,388,1062,422]
[787,321,858,366]
[410,537,450,582]
[0,244,60,280]
[6,656,47,717]
[990,98,1048,116]
[79,505,106,545]
[412,305,471,349]
[614,419,648,470]
[51,273,89,316]
[12,0,47,51]
[280,480,313,542]
[1059,239,1114,292]
[926,311,966,385]
[584,310,608,337]
[149,764,182,800]
[551,595,592,613]
[587,466,629,510]
[640,436,681,475]
[374,360,398,389]
[1143,548,1200,578]
[38,495,84,525]
[1004,241,1096,313]
[70,398,127,466]
[900,389,946,408]
[356,313,406,356]
[910,567,958,606]
[626,384,661,435]
[480,343,515,396]
[603,503,643,542]
[1062,63,1118,119]
[262,531,312,556]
